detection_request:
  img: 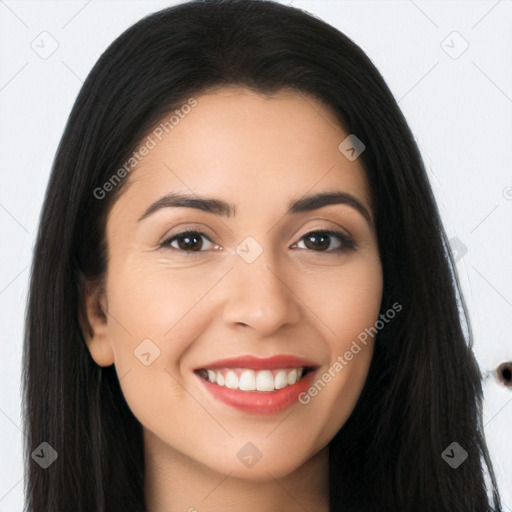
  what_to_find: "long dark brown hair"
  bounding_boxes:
[23,1,502,510]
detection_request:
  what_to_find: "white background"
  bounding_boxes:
[0,0,511,510]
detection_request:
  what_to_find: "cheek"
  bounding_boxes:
[103,254,225,394]
[292,257,382,435]
[297,254,383,342]
[101,261,200,433]
[325,258,383,387]
[105,254,211,338]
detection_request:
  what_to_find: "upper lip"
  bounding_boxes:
[195,355,320,371]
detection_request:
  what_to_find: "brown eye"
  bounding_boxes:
[294,230,355,253]
[161,230,215,252]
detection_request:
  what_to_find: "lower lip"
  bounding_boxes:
[195,370,316,414]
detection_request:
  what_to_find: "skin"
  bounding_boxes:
[84,87,383,512]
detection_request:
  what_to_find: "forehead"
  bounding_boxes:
[114,87,371,219]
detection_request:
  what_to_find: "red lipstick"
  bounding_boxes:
[194,354,319,414]
[195,354,317,370]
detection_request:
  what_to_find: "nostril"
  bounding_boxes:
[496,362,512,388]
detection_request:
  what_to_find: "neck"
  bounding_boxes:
[143,429,330,512]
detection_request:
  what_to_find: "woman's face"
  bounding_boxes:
[85,86,383,480]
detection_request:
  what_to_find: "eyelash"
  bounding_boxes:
[160,229,356,255]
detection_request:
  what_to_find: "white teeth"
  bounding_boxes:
[238,370,256,391]
[274,370,288,389]
[287,369,298,385]
[256,370,274,391]
[225,370,238,389]
[200,367,306,392]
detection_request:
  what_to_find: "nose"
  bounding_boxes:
[221,248,302,335]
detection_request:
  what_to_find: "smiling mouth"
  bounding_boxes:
[195,366,314,392]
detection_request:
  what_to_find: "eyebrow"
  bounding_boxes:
[137,190,373,226]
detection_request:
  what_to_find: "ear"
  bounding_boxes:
[80,281,115,367]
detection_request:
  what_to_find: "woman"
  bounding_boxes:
[23,0,503,510]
